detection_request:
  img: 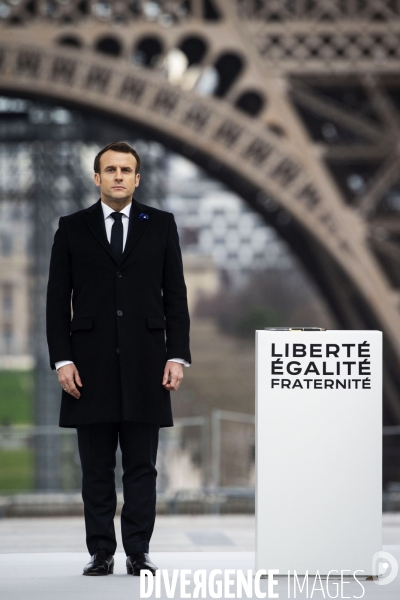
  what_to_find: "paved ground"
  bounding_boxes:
[1,513,400,553]
[0,550,399,599]
[0,515,254,553]
[0,515,400,598]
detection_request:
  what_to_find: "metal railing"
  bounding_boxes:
[0,412,256,495]
[1,416,398,500]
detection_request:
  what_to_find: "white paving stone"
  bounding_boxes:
[0,516,399,598]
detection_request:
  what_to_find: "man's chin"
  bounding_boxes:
[107,191,132,201]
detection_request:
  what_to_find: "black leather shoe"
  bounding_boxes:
[126,552,157,576]
[83,548,114,576]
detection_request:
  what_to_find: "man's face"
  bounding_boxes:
[94,150,140,203]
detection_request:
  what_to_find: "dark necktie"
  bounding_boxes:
[110,212,123,260]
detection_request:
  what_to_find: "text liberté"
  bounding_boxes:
[269,341,372,390]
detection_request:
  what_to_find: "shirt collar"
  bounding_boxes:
[101,200,132,220]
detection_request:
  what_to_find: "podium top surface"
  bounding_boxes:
[257,328,382,333]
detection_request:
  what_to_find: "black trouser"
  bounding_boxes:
[76,421,159,556]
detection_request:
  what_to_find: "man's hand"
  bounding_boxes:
[162,361,183,391]
[57,363,83,399]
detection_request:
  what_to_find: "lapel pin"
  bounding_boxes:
[139,212,149,221]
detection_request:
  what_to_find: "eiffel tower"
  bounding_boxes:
[1,0,400,485]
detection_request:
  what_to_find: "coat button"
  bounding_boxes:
[117,310,123,316]
[116,271,122,277]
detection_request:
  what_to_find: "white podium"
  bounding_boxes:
[256,330,382,576]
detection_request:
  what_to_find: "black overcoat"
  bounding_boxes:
[46,197,191,428]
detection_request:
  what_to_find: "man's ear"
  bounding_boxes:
[94,172,101,188]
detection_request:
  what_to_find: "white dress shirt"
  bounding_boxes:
[54,200,190,371]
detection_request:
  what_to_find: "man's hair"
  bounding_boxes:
[94,142,141,175]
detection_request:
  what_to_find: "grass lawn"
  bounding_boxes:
[0,448,34,491]
[0,370,34,425]
[0,371,34,491]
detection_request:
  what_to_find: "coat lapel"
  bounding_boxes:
[83,198,148,266]
[120,198,148,266]
[84,199,116,264]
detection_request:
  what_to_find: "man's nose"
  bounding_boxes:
[115,169,123,179]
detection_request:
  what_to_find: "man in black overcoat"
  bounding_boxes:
[46,141,191,576]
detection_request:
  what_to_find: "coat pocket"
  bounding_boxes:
[147,316,166,329]
[70,317,94,332]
